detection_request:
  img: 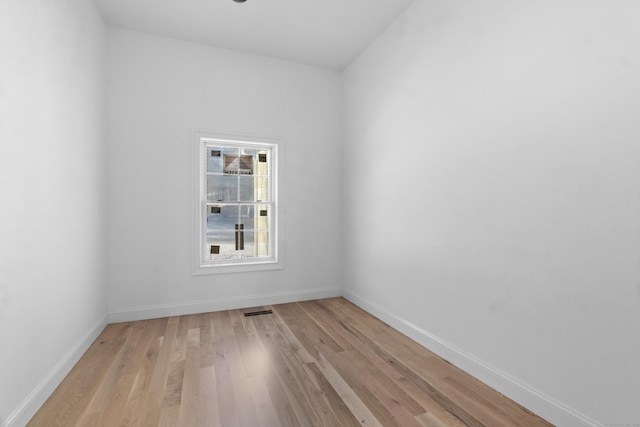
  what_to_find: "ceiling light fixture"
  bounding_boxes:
[233,0,246,3]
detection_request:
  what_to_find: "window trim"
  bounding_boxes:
[192,131,285,275]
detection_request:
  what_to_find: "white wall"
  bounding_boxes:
[343,1,640,425]
[0,1,107,425]
[106,29,343,320]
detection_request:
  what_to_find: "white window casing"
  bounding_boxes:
[192,131,285,275]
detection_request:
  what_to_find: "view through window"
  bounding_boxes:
[194,135,280,273]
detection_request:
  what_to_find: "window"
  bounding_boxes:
[193,132,283,274]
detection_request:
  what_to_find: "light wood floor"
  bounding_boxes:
[28,298,553,426]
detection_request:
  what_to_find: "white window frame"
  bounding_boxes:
[192,131,285,275]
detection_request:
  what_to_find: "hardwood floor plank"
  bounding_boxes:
[28,298,553,427]
[105,320,161,426]
[251,313,328,425]
[147,317,179,396]
[326,298,552,427]
[75,322,142,426]
[300,300,428,417]
[275,302,345,360]
[303,361,362,427]
[268,305,315,365]
[327,349,423,427]
[324,299,497,424]
[244,316,306,426]
[399,377,468,427]
[231,313,282,427]
[162,359,185,408]
[179,327,201,426]
[302,300,467,427]
[211,311,240,427]
[265,310,349,426]
[315,352,383,427]
[262,361,310,426]
[233,310,265,379]
[197,313,215,369]
[416,411,451,427]
[223,310,261,427]
[376,336,526,427]
[261,305,371,426]
[158,405,179,427]
[198,366,220,427]
[27,322,131,427]
[118,319,163,426]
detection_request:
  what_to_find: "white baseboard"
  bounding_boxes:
[342,289,603,427]
[108,287,343,323]
[2,314,108,427]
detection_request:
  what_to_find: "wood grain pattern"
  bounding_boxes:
[28,298,553,426]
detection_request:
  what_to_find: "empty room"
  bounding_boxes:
[1,0,639,426]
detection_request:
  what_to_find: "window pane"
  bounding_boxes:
[252,150,269,177]
[243,231,269,257]
[207,146,236,174]
[256,205,270,230]
[206,232,236,259]
[255,176,269,202]
[207,205,238,231]
[243,149,268,166]
[206,231,269,259]
[238,204,270,231]
[224,154,253,175]
[207,174,237,202]
[238,175,254,202]
[238,205,254,230]
[238,176,270,202]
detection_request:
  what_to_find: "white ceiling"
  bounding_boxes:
[95,0,415,70]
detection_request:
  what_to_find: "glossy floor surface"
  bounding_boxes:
[29,298,552,426]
